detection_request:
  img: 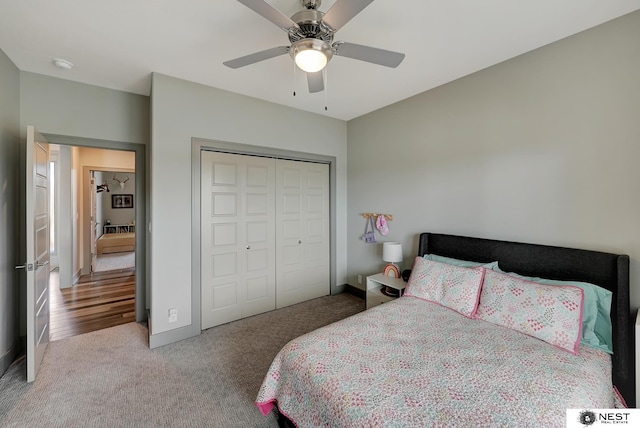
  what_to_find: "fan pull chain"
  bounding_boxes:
[324,68,328,111]
[292,61,297,97]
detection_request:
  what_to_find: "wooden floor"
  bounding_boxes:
[49,268,136,342]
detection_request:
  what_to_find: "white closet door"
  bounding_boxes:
[201,151,276,329]
[276,159,330,308]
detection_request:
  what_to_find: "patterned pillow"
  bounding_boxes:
[494,267,613,354]
[404,257,485,318]
[476,269,584,354]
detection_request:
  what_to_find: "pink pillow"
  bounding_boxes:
[476,269,584,354]
[404,257,485,318]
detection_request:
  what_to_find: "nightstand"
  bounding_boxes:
[366,273,407,309]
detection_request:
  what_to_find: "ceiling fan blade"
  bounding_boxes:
[236,0,299,31]
[223,46,289,69]
[307,71,324,93]
[322,0,374,32]
[334,42,405,68]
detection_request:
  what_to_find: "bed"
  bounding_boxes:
[96,232,135,254]
[256,233,633,427]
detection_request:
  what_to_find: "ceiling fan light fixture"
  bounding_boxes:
[291,39,332,73]
[295,49,326,72]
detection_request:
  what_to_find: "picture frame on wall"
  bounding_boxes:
[112,194,134,209]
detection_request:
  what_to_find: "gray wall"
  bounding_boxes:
[149,73,347,345]
[99,171,137,230]
[347,11,640,313]
[20,72,149,144]
[0,49,21,375]
[18,72,150,333]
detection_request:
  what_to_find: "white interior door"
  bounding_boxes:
[275,159,329,308]
[23,126,50,382]
[201,151,276,329]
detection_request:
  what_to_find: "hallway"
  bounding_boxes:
[49,269,135,341]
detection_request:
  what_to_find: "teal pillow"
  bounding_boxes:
[423,254,499,270]
[493,265,613,354]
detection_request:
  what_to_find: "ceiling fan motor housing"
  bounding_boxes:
[288,9,333,44]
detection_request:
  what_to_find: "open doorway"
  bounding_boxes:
[91,169,136,273]
[48,144,140,341]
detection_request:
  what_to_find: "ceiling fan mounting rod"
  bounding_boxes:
[300,0,321,10]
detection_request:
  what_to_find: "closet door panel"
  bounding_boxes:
[201,152,275,329]
[276,159,329,308]
[213,223,237,246]
[246,276,270,301]
[211,281,238,309]
[202,156,241,328]
[282,269,304,292]
[212,252,237,277]
[212,194,237,215]
[303,163,330,299]
[241,157,276,318]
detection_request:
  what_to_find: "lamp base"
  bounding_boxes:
[383,263,400,278]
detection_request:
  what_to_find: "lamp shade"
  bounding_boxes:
[382,242,403,263]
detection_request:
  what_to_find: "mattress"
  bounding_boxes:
[97,232,135,254]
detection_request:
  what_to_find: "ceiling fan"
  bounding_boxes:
[223,0,405,93]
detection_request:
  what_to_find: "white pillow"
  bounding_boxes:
[405,257,485,318]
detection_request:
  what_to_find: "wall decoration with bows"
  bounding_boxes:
[361,213,393,243]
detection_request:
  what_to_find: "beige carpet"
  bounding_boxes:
[0,293,364,427]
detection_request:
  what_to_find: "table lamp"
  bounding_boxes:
[382,242,403,278]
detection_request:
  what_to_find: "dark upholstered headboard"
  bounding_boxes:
[418,233,633,405]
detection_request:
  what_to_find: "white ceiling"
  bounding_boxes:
[1,0,638,120]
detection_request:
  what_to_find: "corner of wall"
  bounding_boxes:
[0,339,23,377]
[0,47,22,373]
[148,324,200,349]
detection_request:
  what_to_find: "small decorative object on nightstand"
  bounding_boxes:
[366,273,407,309]
[382,242,403,297]
[382,242,403,278]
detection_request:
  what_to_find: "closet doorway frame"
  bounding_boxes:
[191,138,337,332]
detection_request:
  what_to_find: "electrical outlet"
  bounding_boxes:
[168,307,177,323]
[357,275,362,284]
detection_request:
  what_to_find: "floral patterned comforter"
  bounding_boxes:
[256,296,616,427]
